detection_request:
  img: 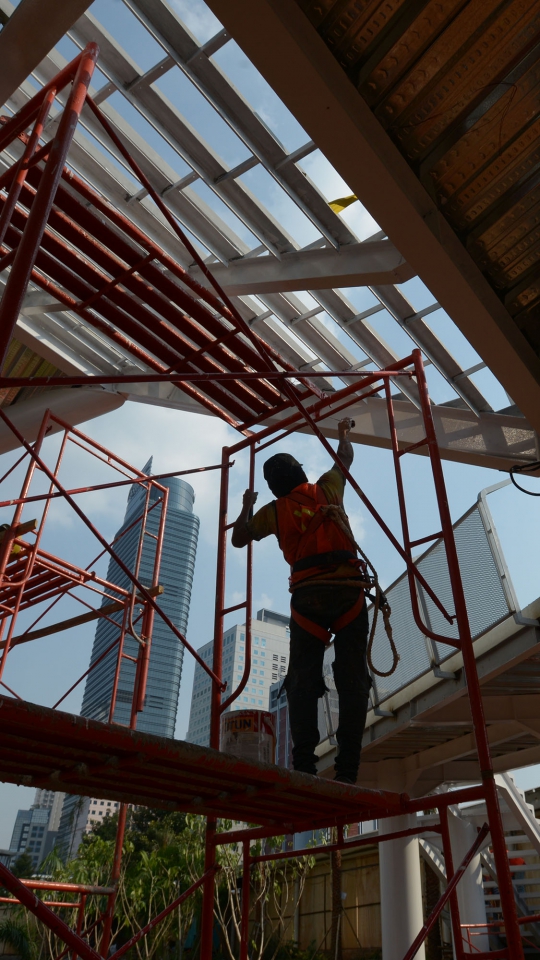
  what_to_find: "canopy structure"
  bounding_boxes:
[0,0,536,470]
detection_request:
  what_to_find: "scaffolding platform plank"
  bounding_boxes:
[0,696,406,830]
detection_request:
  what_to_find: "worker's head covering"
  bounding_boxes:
[263,453,308,499]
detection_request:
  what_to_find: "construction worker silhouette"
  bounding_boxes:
[232,418,370,783]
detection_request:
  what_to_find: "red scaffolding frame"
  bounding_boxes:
[0,44,530,960]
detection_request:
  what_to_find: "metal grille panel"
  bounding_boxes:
[320,505,513,732]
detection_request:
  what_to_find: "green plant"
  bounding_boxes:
[0,917,35,960]
[11,854,34,880]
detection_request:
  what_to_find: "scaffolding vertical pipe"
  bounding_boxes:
[72,893,87,960]
[240,841,250,960]
[411,350,523,957]
[438,807,465,960]
[200,819,217,960]
[0,85,57,247]
[109,605,128,724]
[100,803,128,958]
[0,409,52,680]
[201,450,231,960]
[383,379,440,646]
[210,447,230,748]
[134,482,169,713]
[0,43,99,367]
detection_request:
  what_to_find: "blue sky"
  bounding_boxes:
[1,402,539,845]
[1,0,540,845]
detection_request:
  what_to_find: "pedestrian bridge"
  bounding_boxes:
[315,482,540,796]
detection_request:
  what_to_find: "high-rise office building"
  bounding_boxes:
[81,457,199,736]
[58,459,199,856]
[8,788,65,870]
[186,609,290,747]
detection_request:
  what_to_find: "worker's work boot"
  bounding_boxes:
[334,773,356,785]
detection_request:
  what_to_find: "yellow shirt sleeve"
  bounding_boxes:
[317,466,345,505]
[245,501,278,541]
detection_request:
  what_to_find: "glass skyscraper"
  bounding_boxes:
[57,460,199,857]
[80,457,200,737]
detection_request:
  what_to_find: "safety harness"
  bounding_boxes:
[276,486,400,677]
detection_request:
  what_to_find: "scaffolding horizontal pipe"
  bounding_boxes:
[3,585,163,649]
[0,369,412,388]
[250,824,443,862]
[0,899,84,908]
[18,881,115,895]
[0,463,227,509]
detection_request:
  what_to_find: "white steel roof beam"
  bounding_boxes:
[189,239,414,294]
[69,12,297,258]
[126,0,353,250]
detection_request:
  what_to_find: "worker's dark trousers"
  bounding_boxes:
[284,584,370,781]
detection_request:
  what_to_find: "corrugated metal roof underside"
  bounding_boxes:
[295,0,540,356]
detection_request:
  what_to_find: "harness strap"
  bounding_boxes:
[331,590,365,632]
[290,589,365,645]
[292,549,356,574]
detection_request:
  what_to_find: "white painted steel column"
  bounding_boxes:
[379,813,425,960]
[448,813,489,954]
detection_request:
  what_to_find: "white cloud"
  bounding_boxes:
[169,0,222,42]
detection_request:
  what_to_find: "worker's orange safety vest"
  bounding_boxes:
[276,483,351,570]
[275,483,367,642]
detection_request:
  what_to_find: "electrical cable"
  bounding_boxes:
[509,460,540,496]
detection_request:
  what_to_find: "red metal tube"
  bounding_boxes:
[0,408,225,689]
[412,349,523,958]
[14,171,282,410]
[0,140,52,195]
[220,443,254,713]
[52,634,121,710]
[401,825,490,960]
[72,894,86,960]
[251,824,442,864]
[25,266,238,426]
[0,409,52,680]
[18,881,114,895]
[84,95,284,390]
[0,463,224,509]
[100,802,128,957]
[384,377,457,645]
[109,867,218,960]
[0,44,99,367]
[200,822,218,960]
[0,862,102,960]
[0,369,409,389]
[0,185,253,423]
[255,369,455,624]
[210,447,231,745]
[0,87,57,248]
[109,607,128,724]
[0,899,83,908]
[439,806,465,960]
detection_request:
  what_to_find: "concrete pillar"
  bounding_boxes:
[379,814,425,960]
[448,813,489,954]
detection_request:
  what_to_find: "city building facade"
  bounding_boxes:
[57,459,199,857]
[186,609,290,747]
[81,458,200,737]
[8,788,65,870]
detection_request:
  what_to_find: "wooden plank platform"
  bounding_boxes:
[0,697,406,831]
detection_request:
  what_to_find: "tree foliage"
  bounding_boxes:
[3,809,315,960]
[0,917,35,960]
[11,852,35,879]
